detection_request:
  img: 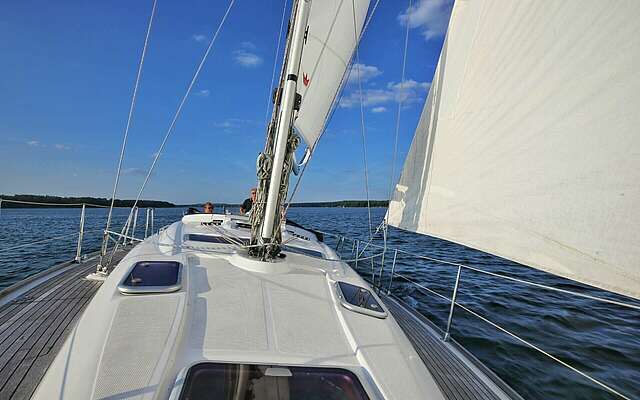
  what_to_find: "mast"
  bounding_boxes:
[250,0,311,260]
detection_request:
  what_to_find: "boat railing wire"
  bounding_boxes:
[318,229,638,400]
[1,200,636,399]
[0,198,157,264]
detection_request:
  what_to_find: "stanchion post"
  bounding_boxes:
[355,240,359,271]
[444,265,463,342]
[75,204,86,262]
[123,211,133,245]
[371,254,376,283]
[130,207,139,244]
[377,247,387,290]
[144,208,150,238]
[386,249,398,295]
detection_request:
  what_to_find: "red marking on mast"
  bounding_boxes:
[303,73,310,86]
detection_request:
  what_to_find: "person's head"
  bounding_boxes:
[250,188,257,201]
[203,202,214,214]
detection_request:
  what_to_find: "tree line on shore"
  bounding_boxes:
[288,200,389,208]
[178,200,389,208]
[0,195,174,208]
[1,195,389,209]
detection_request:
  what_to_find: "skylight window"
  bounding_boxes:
[179,363,370,400]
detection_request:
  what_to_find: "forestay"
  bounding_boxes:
[294,0,370,148]
[388,1,640,299]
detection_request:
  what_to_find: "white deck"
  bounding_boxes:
[33,214,445,399]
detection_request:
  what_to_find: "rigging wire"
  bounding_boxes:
[386,0,412,213]
[351,0,373,238]
[103,0,157,242]
[107,0,237,264]
[284,0,381,213]
[263,0,289,127]
[382,0,412,253]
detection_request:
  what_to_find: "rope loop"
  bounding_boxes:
[256,152,272,180]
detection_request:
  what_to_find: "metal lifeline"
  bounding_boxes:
[325,230,638,399]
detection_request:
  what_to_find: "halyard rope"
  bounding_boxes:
[263,0,289,127]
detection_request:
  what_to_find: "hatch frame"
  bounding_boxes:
[118,260,183,295]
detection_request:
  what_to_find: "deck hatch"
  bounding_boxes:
[235,222,252,229]
[281,245,324,259]
[179,363,370,400]
[336,282,387,319]
[118,261,182,294]
[185,234,249,246]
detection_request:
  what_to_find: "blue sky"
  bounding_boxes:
[0,0,452,204]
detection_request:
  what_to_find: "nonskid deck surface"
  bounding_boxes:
[0,236,520,400]
[0,249,131,400]
[381,294,522,400]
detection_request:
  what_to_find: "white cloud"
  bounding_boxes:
[234,49,263,67]
[347,63,382,84]
[214,121,233,129]
[54,144,70,150]
[240,41,256,50]
[339,79,430,108]
[192,34,207,42]
[398,0,453,41]
[123,167,146,176]
[195,89,210,97]
[26,140,39,147]
[213,118,256,132]
[371,106,387,113]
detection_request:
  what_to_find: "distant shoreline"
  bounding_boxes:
[0,195,174,208]
[0,195,389,208]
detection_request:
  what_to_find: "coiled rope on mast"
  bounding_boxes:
[249,0,302,260]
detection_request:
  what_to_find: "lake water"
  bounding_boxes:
[0,206,638,399]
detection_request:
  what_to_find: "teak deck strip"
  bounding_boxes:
[0,249,130,400]
[381,294,523,400]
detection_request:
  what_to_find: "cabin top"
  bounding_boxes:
[32,216,444,400]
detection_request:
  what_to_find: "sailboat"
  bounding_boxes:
[29,1,453,399]
[0,0,637,399]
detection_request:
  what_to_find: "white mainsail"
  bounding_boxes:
[388,1,640,299]
[294,0,370,148]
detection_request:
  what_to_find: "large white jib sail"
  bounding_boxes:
[387,1,640,299]
[294,0,370,148]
